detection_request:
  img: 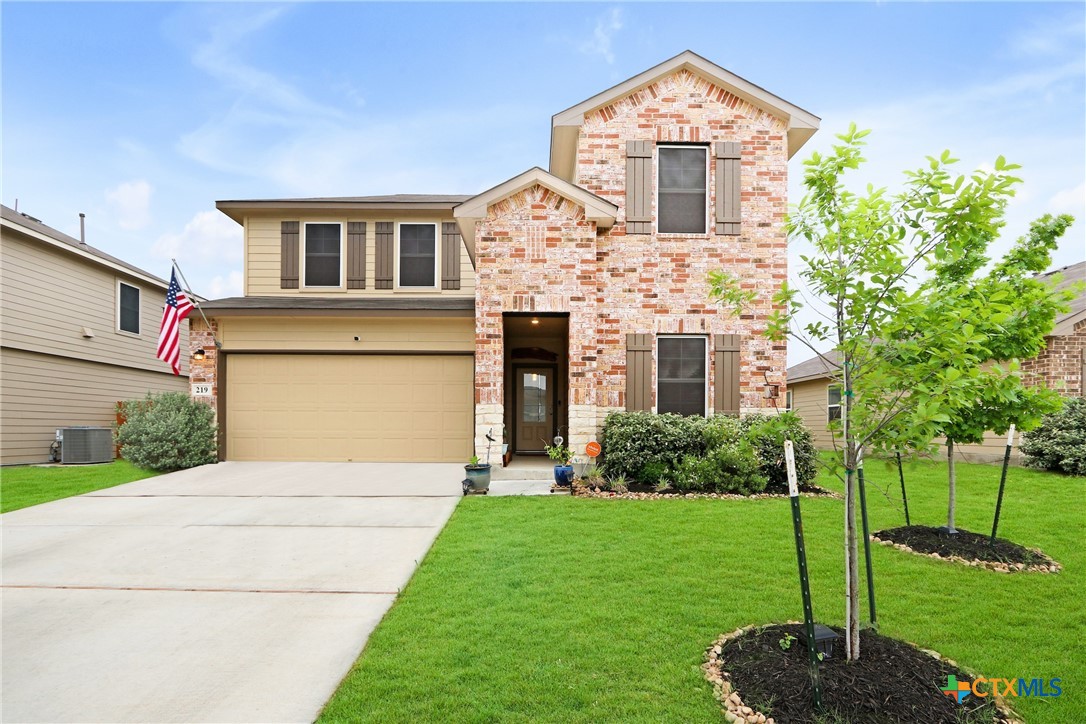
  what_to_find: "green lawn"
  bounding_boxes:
[320,459,1084,723]
[0,460,159,513]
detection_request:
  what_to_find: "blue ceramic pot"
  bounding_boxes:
[554,464,574,487]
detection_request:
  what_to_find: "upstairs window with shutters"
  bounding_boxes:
[303,223,342,287]
[658,146,708,234]
[398,223,438,288]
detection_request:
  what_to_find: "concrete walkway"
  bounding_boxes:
[1,462,463,723]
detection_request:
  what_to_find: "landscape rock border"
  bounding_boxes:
[569,484,839,501]
[702,623,1023,724]
[870,534,1062,574]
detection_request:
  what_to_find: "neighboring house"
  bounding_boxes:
[191,51,820,463]
[0,205,189,465]
[786,260,1086,462]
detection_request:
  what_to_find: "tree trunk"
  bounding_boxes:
[844,461,860,660]
[947,439,957,533]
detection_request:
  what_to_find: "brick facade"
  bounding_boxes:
[1021,318,1086,397]
[472,68,789,456]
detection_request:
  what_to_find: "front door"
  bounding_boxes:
[516,367,553,453]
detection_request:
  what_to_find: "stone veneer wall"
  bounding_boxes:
[474,69,789,458]
[188,318,219,415]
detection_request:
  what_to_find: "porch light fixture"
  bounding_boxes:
[191,348,207,362]
[531,318,540,325]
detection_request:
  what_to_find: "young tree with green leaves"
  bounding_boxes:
[712,125,1070,662]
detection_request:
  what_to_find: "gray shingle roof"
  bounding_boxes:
[218,194,472,205]
[1,204,169,287]
[199,296,474,313]
[786,349,841,383]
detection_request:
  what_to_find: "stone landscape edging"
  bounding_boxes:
[870,534,1062,574]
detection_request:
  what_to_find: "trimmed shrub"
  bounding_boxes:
[741,412,819,493]
[672,440,767,494]
[600,411,706,481]
[1021,397,1086,476]
[117,392,217,472]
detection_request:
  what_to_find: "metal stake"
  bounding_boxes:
[857,463,877,626]
[785,440,823,711]
[896,452,910,526]
[991,425,1015,545]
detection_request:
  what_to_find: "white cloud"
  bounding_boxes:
[1011,13,1086,58]
[206,271,243,298]
[105,179,153,230]
[579,8,623,65]
[154,210,243,265]
[1047,182,1086,215]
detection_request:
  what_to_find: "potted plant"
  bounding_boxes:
[545,438,574,487]
[464,454,491,493]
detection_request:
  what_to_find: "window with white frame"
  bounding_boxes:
[827,384,843,422]
[657,336,707,416]
[785,389,794,411]
[118,282,140,335]
[398,223,437,288]
[304,223,342,287]
[658,145,707,234]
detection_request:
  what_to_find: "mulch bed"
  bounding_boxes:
[872,525,1060,574]
[570,482,838,501]
[704,623,1019,724]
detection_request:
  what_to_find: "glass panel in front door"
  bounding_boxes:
[517,368,553,453]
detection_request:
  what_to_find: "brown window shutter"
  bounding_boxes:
[625,333,653,411]
[441,222,462,290]
[714,334,742,415]
[346,222,367,289]
[280,221,299,289]
[375,222,394,289]
[715,142,741,236]
[625,140,652,234]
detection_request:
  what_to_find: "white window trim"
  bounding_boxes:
[116,279,141,337]
[655,334,709,417]
[785,389,794,412]
[654,144,710,236]
[301,221,345,289]
[827,384,843,423]
[395,221,441,291]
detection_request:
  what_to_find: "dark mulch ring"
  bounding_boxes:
[704,623,1019,724]
[872,525,1061,574]
[570,482,838,500]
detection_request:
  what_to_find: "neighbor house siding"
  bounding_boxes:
[0,233,188,376]
[0,348,188,464]
[244,214,475,298]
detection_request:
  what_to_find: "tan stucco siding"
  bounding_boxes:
[217,316,474,352]
[243,213,475,298]
[0,232,187,376]
[0,347,188,464]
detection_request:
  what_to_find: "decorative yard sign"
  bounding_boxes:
[192,383,212,397]
[585,441,601,458]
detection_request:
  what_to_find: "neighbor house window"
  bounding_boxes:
[785,389,794,411]
[827,384,842,422]
[398,223,437,288]
[118,282,140,335]
[304,223,342,287]
[658,145,707,234]
[657,336,707,416]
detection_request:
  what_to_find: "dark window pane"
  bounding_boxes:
[828,405,842,422]
[828,385,842,406]
[119,283,140,334]
[657,337,706,416]
[658,147,707,234]
[399,224,436,287]
[305,224,341,286]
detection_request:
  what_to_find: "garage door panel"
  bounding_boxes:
[226,355,473,462]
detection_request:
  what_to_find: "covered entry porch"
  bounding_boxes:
[502,313,569,461]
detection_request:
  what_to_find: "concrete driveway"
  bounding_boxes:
[1,462,463,723]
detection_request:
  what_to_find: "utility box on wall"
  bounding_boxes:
[55,427,113,464]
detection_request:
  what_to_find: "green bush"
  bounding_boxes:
[672,441,767,494]
[1021,397,1086,476]
[741,412,819,493]
[600,411,706,481]
[117,392,217,472]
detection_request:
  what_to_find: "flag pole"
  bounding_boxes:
[171,258,220,349]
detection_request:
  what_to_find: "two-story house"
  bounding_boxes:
[192,51,820,463]
[0,205,190,464]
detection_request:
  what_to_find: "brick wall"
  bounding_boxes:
[1021,319,1086,397]
[474,68,789,455]
[188,317,219,415]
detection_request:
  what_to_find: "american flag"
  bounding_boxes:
[156,269,194,375]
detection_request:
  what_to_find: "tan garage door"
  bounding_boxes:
[226,354,473,462]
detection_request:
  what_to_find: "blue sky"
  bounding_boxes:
[4,2,1084,361]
